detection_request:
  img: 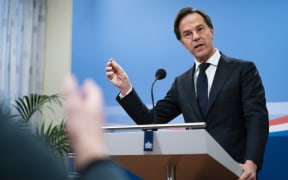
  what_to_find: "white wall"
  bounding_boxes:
[44,0,72,95]
[42,0,72,125]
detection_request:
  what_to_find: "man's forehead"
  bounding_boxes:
[179,16,205,32]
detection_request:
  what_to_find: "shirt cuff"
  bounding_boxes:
[119,86,133,99]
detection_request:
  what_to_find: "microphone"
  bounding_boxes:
[155,68,166,80]
[151,68,167,123]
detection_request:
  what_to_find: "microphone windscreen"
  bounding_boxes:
[155,68,166,80]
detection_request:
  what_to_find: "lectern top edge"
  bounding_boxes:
[102,122,206,131]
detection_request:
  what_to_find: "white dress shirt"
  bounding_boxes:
[194,49,221,98]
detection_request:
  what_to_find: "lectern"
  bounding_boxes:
[103,123,242,180]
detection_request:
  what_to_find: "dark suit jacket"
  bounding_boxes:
[117,53,269,169]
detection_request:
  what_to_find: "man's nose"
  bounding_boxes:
[192,32,200,41]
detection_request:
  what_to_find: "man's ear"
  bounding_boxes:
[210,28,214,40]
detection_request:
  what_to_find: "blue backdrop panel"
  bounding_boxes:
[72,0,288,179]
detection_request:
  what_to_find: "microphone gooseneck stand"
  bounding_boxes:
[151,68,167,123]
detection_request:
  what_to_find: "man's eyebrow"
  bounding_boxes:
[182,24,205,33]
[196,24,205,28]
[183,29,192,34]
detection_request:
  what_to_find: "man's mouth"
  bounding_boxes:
[194,44,203,50]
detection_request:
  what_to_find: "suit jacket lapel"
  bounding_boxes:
[207,55,234,113]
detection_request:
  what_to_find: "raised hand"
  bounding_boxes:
[106,58,132,96]
[63,74,107,169]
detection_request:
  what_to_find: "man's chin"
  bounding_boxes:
[194,53,208,62]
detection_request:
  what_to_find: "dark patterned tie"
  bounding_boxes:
[197,63,210,118]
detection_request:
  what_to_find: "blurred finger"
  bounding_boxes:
[82,79,103,105]
[63,74,81,118]
[63,74,79,99]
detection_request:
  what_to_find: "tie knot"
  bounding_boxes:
[199,63,210,72]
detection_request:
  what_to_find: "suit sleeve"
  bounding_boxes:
[116,88,154,124]
[116,87,181,125]
[241,62,269,169]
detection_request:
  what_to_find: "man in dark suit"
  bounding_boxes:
[106,7,269,180]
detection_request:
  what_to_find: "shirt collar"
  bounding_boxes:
[195,49,221,70]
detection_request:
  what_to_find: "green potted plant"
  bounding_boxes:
[13,93,70,162]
